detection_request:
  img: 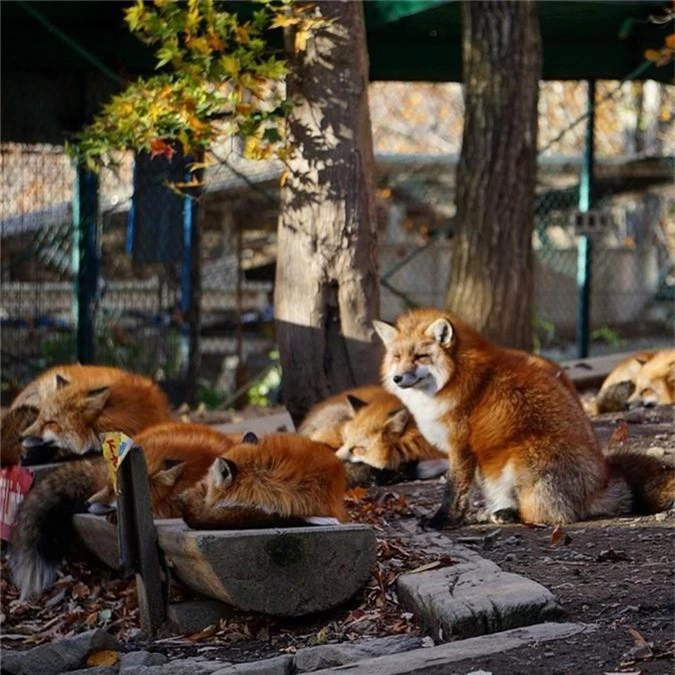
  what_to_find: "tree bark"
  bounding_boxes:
[446,1,541,350]
[275,0,381,424]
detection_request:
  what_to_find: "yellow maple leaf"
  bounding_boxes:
[221,55,240,78]
[86,650,119,667]
[295,29,310,52]
[665,33,675,51]
[270,14,301,29]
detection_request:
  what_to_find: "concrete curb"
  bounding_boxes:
[309,622,594,674]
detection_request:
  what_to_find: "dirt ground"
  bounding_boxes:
[1,405,673,674]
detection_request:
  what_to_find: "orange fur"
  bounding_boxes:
[10,365,126,410]
[179,433,347,529]
[626,348,675,409]
[88,422,240,518]
[20,366,172,456]
[298,385,384,449]
[1,405,38,467]
[336,390,446,470]
[595,351,657,413]
[374,308,649,526]
[10,422,239,600]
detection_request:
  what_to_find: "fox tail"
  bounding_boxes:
[9,459,108,601]
[605,450,675,515]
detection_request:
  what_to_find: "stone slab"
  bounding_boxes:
[212,412,295,435]
[72,514,376,617]
[397,543,561,641]
[308,622,593,674]
[1,628,122,675]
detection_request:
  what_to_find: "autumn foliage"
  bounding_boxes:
[70,0,329,171]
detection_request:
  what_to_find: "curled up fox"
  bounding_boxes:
[374,308,674,527]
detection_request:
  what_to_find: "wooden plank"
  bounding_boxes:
[561,352,631,390]
[117,445,166,636]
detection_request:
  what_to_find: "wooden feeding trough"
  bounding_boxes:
[73,514,377,618]
[67,442,376,635]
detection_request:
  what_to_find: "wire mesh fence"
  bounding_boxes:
[1,79,673,405]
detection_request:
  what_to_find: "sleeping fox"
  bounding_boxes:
[374,308,674,528]
[19,365,173,457]
[298,385,385,449]
[178,432,348,529]
[9,422,238,601]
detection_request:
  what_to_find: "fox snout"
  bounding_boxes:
[392,372,420,389]
[20,435,53,449]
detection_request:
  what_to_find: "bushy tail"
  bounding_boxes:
[9,459,108,601]
[605,451,675,515]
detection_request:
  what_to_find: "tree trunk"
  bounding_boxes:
[275,0,380,424]
[446,1,541,350]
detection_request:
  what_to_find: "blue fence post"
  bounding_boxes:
[576,79,595,359]
[72,163,100,364]
[179,159,201,405]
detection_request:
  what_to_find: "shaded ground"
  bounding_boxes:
[1,406,673,674]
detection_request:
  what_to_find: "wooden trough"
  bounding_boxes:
[73,513,377,618]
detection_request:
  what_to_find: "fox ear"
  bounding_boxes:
[373,320,398,347]
[241,431,258,444]
[55,374,70,390]
[83,386,110,413]
[386,407,411,435]
[154,460,186,486]
[426,318,454,347]
[210,456,237,487]
[346,395,368,414]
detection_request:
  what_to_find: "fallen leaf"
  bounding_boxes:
[86,650,119,667]
[627,627,650,648]
[609,420,629,446]
[551,525,563,545]
[408,561,442,574]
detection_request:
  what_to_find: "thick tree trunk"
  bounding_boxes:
[446,1,541,350]
[275,1,381,424]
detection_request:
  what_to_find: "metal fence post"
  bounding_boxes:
[72,163,100,364]
[179,160,202,406]
[576,79,595,359]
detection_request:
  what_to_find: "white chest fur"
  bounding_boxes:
[394,387,454,454]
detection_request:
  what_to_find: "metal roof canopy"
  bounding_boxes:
[1,0,672,144]
[1,0,672,81]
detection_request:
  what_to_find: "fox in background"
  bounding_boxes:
[299,386,447,480]
[9,423,238,601]
[594,349,675,414]
[374,308,674,529]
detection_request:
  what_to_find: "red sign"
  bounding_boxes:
[0,465,35,542]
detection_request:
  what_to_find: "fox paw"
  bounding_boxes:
[490,508,520,524]
[419,511,464,531]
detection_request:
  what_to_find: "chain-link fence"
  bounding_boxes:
[1,144,76,403]
[373,80,674,358]
[2,79,673,405]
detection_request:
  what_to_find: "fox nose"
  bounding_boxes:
[393,375,403,384]
[21,435,48,449]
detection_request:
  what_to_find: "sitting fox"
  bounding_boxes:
[374,308,674,528]
[178,432,348,529]
[9,422,238,601]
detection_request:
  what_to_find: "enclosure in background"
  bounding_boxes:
[1,80,673,406]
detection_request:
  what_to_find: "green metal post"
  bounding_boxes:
[576,80,595,359]
[72,164,100,364]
